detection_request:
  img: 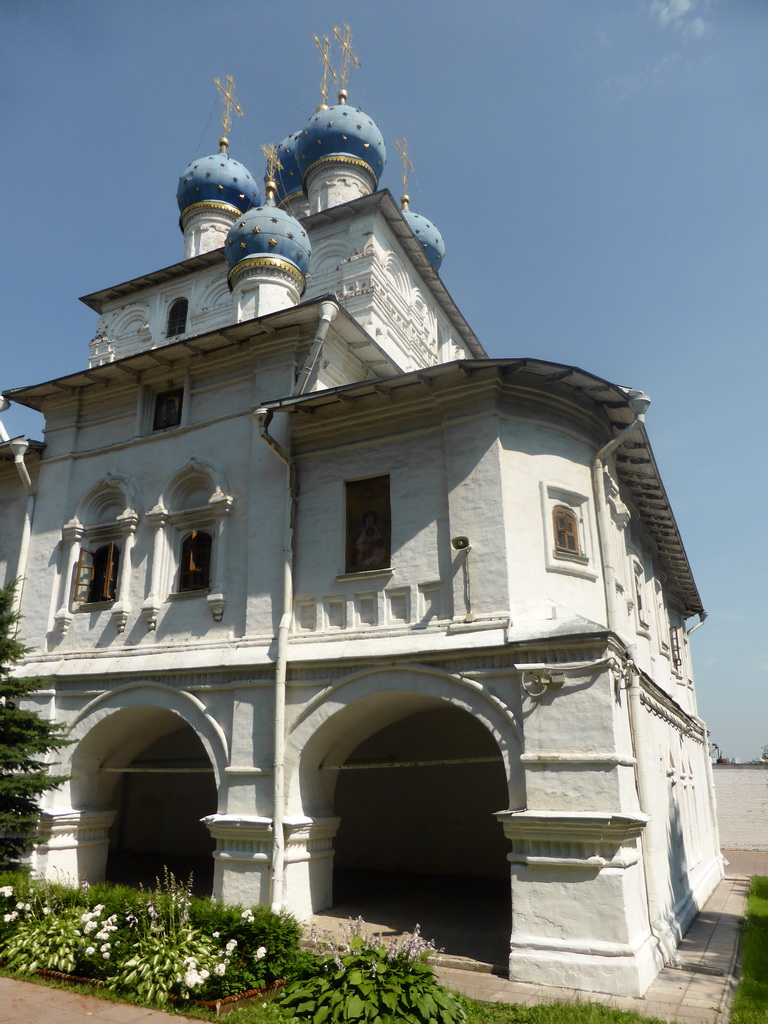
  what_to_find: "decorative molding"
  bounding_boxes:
[496,810,647,869]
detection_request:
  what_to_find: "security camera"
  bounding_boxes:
[451,536,471,551]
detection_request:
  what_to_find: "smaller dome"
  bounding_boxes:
[272,131,304,207]
[296,97,386,187]
[402,202,445,270]
[177,145,260,218]
[224,199,311,282]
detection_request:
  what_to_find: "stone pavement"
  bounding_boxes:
[0,849,765,1024]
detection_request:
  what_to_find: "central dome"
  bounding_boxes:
[295,99,386,188]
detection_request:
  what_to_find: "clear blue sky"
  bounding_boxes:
[2,1,766,760]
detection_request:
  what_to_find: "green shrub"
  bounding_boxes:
[0,868,306,1005]
[280,918,466,1024]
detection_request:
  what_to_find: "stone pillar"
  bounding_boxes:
[203,815,273,906]
[283,816,340,917]
[496,810,659,997]
[33,810,116,885]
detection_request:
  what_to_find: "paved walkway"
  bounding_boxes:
[1,850,765,1024]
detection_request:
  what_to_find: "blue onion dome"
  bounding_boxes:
[224,180,311,287]
[272,131,304,208]
[296,89,386,188]
[401,195,445,270]
[177,138,261,219]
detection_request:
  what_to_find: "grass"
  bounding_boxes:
[731,875,768,1024]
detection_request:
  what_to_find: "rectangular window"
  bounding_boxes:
[345,475,391,573]
[153,389,184,431]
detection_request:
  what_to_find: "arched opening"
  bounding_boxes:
[323,701,513,966]
[70,706,218,893]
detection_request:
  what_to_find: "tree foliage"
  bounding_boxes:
[0,580,69,868]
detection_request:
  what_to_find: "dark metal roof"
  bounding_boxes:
[262,357,704,618]
[79,248,226,313]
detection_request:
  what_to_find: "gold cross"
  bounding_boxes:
[332,23,360,89]
[314,33,337,105]
[261,143,283,181]
[214,75,243,136]
[395,138,414,195]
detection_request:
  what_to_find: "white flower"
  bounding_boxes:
[15,902,24,910]
[85,946,95,956]
[83,920,97,934]
[184,969,203,988]
[92,904,104,914]
[212,931,220,938]
[200,969,209,980]
[0,886,14,897]
[241,909,254,922]
[23,903,31,912]
[100,943,110,953]
[255,946,267,960]
[225,938,237,953]
[42,907,50,916]
[102,952,110,960]
[3,913,17,923]
[214,963,226,976]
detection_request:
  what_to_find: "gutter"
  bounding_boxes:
[255,301,338,911]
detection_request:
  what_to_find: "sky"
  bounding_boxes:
[1,0,766,761]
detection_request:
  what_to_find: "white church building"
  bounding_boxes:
[0,66,722,997]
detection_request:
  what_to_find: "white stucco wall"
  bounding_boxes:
[712,764,768,851]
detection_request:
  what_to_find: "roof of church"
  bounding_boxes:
[7,297,397,404]
[261,356,704,619]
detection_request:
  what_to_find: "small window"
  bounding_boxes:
[74,543,120,604]
[153,389,184,431]
[670,627,683,671]
[345,475,391,573]
[553,506,580,556]
[178,530,212,591]
[167,298,188,338]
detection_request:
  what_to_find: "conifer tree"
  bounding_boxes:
[0,580,68,869]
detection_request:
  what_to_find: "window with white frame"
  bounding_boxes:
[141,461,233,630]
[166,297,188,338]
[540,483,597,580]
[55,484,140,635]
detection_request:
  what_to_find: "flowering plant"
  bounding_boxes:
[0,888,123,979]
[280,917,466,1024]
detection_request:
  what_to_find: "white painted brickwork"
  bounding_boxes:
[713,764,768,851]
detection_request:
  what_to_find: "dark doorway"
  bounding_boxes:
[106,723,217,894]
[329,705,511,967]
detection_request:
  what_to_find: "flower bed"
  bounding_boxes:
[0,869,303,1007]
